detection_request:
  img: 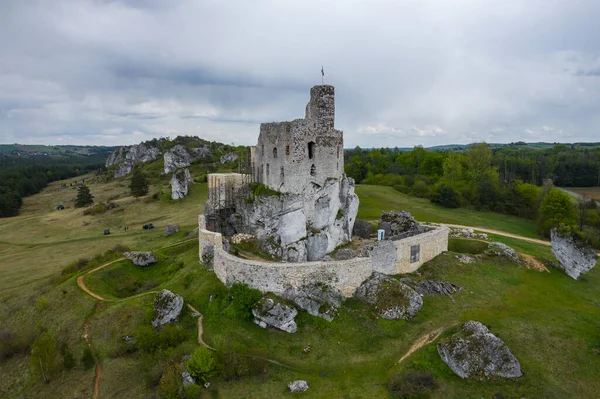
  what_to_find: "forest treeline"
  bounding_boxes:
[0,154,108,217]
[344,143,600,246]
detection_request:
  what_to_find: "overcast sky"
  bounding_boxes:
[1,0,599,148]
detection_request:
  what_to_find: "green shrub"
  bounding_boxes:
[218,352,266,381]
[225,284,262,321]
[0,330,34,360]
[187,346,216,384]
[431,184,460,208]
[158,361,183,399]
[448,238,488,254]
[81,346,95,370]
[60,343,75,370]
[184,384,202,398]
[30,332,58,383]
[135,325,187,353]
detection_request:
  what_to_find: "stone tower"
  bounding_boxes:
[252,85,344,193]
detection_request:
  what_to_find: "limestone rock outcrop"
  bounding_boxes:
[352,220,372,239]
[252,297,298,333]
[105,143,161,178]
[380,211,421,236]
[164,144,193,174]
[220,152,239,164]
[485,242,520,263]
[450,228,488,240]
[551,228,598,280]
[152,289,184,327]
[124,251,158,266]
[400,278,461,296]
[283,283,344,322]
[288,380,309,393]
[233,175,358,262]
[354,272,423,320]
[437,321,522,379]
[170,168,192,200]
[163,224,180,237]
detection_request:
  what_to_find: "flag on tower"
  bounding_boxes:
[321,66,324,77]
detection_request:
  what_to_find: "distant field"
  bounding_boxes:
[355,184,539,238]
[567,187,600,200]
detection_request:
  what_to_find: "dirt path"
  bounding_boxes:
[398,323,458,365]
[443,224,552,246]
[186,304,215,351]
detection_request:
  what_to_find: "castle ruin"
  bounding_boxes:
[204,85,358,262]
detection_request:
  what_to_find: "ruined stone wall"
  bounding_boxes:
[198,217,449,297]
[207,173,248,209]
[216,250,372,298]
[252,85,344,194]
[393,225,449,273]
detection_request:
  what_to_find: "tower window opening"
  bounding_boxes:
[310,164,316,177]
[286,145,290,155]
[273,147,277,158]
[280,166,284,179]
[261,145,264,156]
[308,141,315,159]
[267,164,270,176]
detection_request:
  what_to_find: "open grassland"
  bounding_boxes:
[567,186,600,200]
[1,174,599,398]
[356,185,539,238]
[1,234,598,398]
[0,174,207,295]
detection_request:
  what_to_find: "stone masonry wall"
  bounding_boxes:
[252,85,344,194]
[393,225,449,273]
[198,216,448,297]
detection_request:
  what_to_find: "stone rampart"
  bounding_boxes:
[198,216,449,297]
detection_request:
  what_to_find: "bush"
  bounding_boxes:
[411,180,431,198]
[218,352,266,381]
[389,372,437,399]
[30,332,58,383]
[135,325,187,353]
[537,189,577,237]
[0,330,34,360]
[60,343,75,370]
[431,184,460,208]
[187,346,216,384]
[81,346,95,370]
[158,361,183,399]
[225,284,262,321]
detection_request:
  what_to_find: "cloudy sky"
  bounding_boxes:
[1,0,599,148]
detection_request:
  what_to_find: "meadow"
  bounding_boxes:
[567,187,600,200]
[0,174,598,398]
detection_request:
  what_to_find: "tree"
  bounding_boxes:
[537,189,576,236]
[187,346,216,384]
[431,184,460,208]
[60,343,75,370]
[75,185,94,208]
[30,332,58,383]
[130,169,149,198]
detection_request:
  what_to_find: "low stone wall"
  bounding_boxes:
[198,216,448,297]
[394,225,449,273]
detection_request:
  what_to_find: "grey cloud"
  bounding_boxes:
[1,0,600,147]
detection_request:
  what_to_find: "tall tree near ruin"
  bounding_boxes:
[75,184,94,208]
[130,168,149,198]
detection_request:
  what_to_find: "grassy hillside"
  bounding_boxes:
[0,169,598,398]
[356,185,539,238]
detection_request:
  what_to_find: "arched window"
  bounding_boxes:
[308,141,315,159]
[266,163,270,176]
[273,147,277,158]
[310,164,316,177]
[280,166,284,179]
[285,145,290,156]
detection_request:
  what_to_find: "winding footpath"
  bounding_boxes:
[75,238,303,397]
[442,224,552,246]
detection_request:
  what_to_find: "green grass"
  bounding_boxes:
[1,172,599,398]
[356,185,539,238]
[448,238,488,254]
